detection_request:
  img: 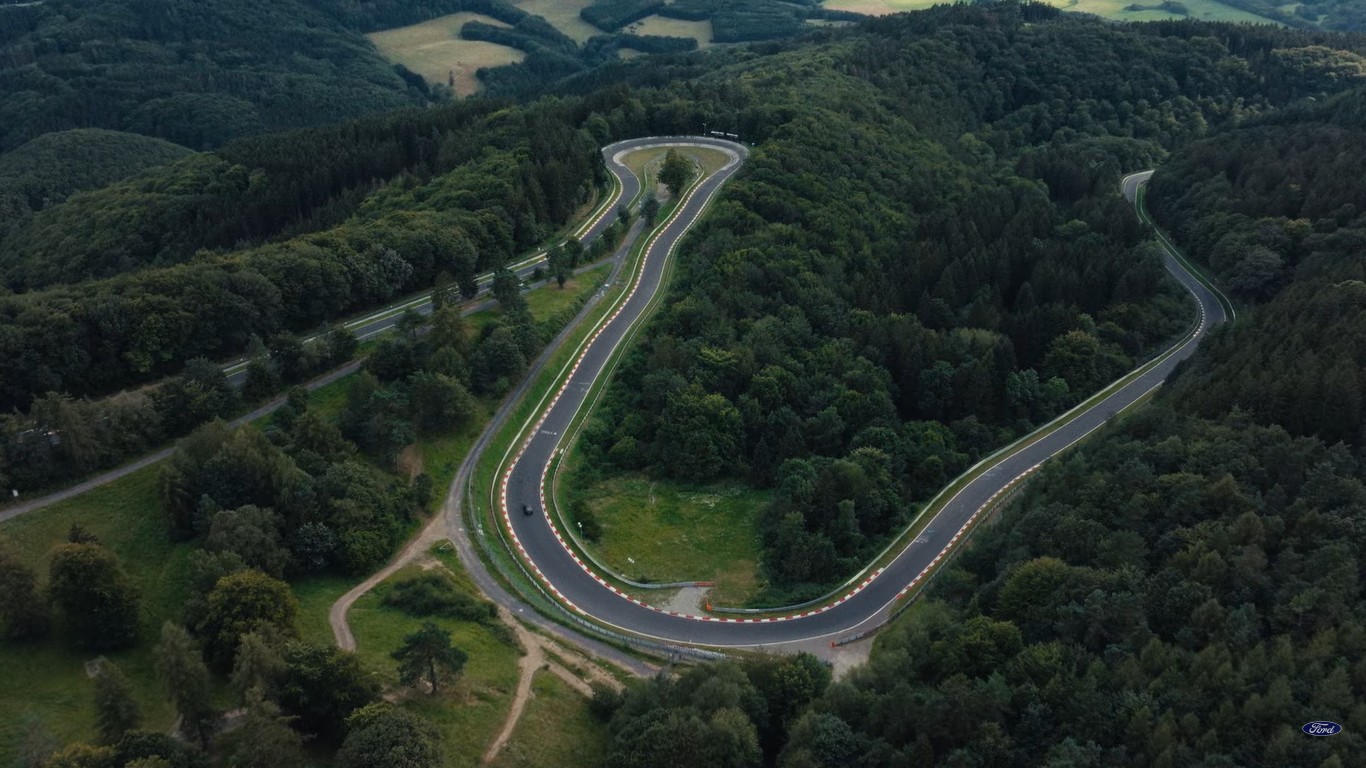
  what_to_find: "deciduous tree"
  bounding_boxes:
[0,543,49,640]
[195,569,298,670]
[47,542,139,650]
[337,703,441,768]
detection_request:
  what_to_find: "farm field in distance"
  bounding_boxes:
[366,13,523,96]
[823,0,1281,24]
[622,15,716,48]
[513,0,598,42]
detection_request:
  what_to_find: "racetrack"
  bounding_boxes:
[490,159,1230,648]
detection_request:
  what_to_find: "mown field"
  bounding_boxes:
[366,13,524,96]
[513,0,598,42]
[823,0,1280,24]
[623,15,716,48]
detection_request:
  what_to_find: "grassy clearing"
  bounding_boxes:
[292,574,359,647]
[1045,0,1280,22]
[367,13,524,96]
[513,0,598,42]
[622,15,715,47]
[528,265,614,324]
[621,146,732,188]
[488,672,607,768]
[347,556,522,768]
[0,467,187,764]
[823,0,1279,23]
[571,471,768,606]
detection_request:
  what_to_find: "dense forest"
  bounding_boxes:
[0,97,612,495]
[1148,86,1366,446]
[572,3,1366,603]
[0,129,191,233]
[0,0,439,153]
[770,100,1366,758]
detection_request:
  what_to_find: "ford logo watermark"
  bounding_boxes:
[1302,721,1342,736]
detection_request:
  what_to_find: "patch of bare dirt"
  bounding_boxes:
[480,606,623,765]
[396,444,425,479]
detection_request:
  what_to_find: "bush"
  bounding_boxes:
[382,572,496,623]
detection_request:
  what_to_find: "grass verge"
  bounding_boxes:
[620,146,732,186]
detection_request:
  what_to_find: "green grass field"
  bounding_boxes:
[823,0,1280,23]
[347,556,522,768]
[528,265,613,323]
[367,13,524,96]
[623,15,715,47]
[570,472,769,606]
[620,146,732,190]
[513,0,598,42]
[488,672,607,768]
[0,467,188,765]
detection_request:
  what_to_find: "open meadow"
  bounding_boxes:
[367,13,524,96]
[623,15,716,48]
[823,0,1281,23]
[513,0,598,42]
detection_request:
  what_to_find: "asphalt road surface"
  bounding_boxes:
[497,165,1229,648]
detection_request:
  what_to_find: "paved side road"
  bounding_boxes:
[0,143,641,524]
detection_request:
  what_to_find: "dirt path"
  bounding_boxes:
[328,521,447,651]
[481,607,621,765]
